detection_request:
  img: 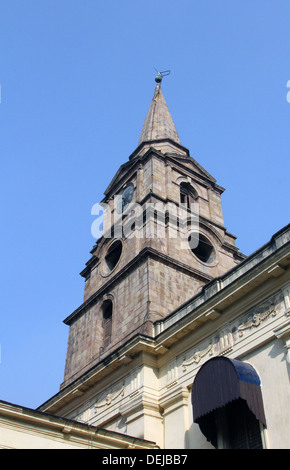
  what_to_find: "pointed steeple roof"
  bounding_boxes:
[138,83,181,146]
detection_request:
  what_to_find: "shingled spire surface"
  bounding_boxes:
[138,84,181,146]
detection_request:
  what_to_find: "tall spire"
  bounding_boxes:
[138,80,181,146]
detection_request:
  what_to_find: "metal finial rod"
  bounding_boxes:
[154,67,171,83]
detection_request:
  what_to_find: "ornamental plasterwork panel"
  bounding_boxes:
[94,383,125,411]
[236,291,284,336]
[72,368,144,423]
[73,381,125,423]
[237,305,277,336]
[182,343,214,371]
[182,292,284,372]
[182,328,235,372]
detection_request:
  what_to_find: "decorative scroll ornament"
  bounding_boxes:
[237,306,277,337]
[95,385,125,410]
[183,344,213,371]
[182,297,281,374]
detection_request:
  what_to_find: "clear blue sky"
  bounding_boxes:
[0,1,289,409]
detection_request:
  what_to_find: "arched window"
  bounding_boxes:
[180,183,197,209]
[102,300,113,348]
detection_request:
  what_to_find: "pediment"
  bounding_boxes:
[103,159,139,198]
[103,145,219,202]
[166,153,216,184]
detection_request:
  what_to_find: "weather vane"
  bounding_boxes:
[154,67,171,83]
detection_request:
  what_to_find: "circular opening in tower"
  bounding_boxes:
[188,232,215,264]
[105,240,122,272]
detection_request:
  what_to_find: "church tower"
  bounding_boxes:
[61,75,245,389]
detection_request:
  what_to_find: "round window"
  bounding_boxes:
[188,233,215,264]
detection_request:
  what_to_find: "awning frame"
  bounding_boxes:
[191,356,266,427]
